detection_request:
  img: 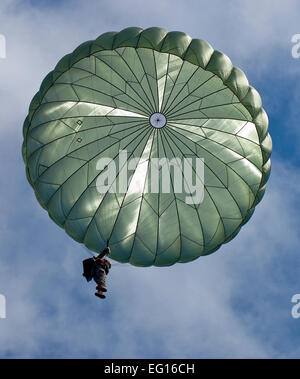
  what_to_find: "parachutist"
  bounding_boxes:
[82,247,111,300]
[94,248,111,299]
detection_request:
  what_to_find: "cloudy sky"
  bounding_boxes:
[0,0,300,358]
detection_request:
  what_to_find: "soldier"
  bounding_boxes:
[93,247,111,299]
[82,247,111,299]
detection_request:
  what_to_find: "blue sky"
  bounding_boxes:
[0,0,300,358]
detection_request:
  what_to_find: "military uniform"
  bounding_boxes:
[82,247,111,299]
[93,257,111,289]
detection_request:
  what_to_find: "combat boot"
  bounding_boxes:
[96,284,107,292]
[95,291,106,299]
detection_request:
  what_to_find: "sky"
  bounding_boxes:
[0,0,300,359]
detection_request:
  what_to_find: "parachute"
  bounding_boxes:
[22,27,272,266]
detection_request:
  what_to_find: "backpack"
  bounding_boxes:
[82,258,95,282]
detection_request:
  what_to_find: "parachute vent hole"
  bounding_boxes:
[150,113,167,128]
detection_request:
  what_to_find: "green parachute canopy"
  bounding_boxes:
[22,27,272,266]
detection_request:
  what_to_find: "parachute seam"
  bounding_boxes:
[159,53,170,112]
[168,122,262,172]
[154,130,160,263]
[161,128,206,254]
[43,122,149,214]
[82,129,153,249]
[72,58,152,113]
[69,77,150,116]
[102,130,154,246]
[158,128,182,264]
[163,66,213,116]
[153,48,160,113]
[128,130,156,264]
[164,126,242,243]
[114,48,156,114]
[160,57,186,114]
[164,72,215,116]
[66,126,152,229]
[166,86,239,119]
[166,126,251,217]
[29,114,143,137]
[28,119,148,177]
[135,49,159,111]
[94,53,154,114]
